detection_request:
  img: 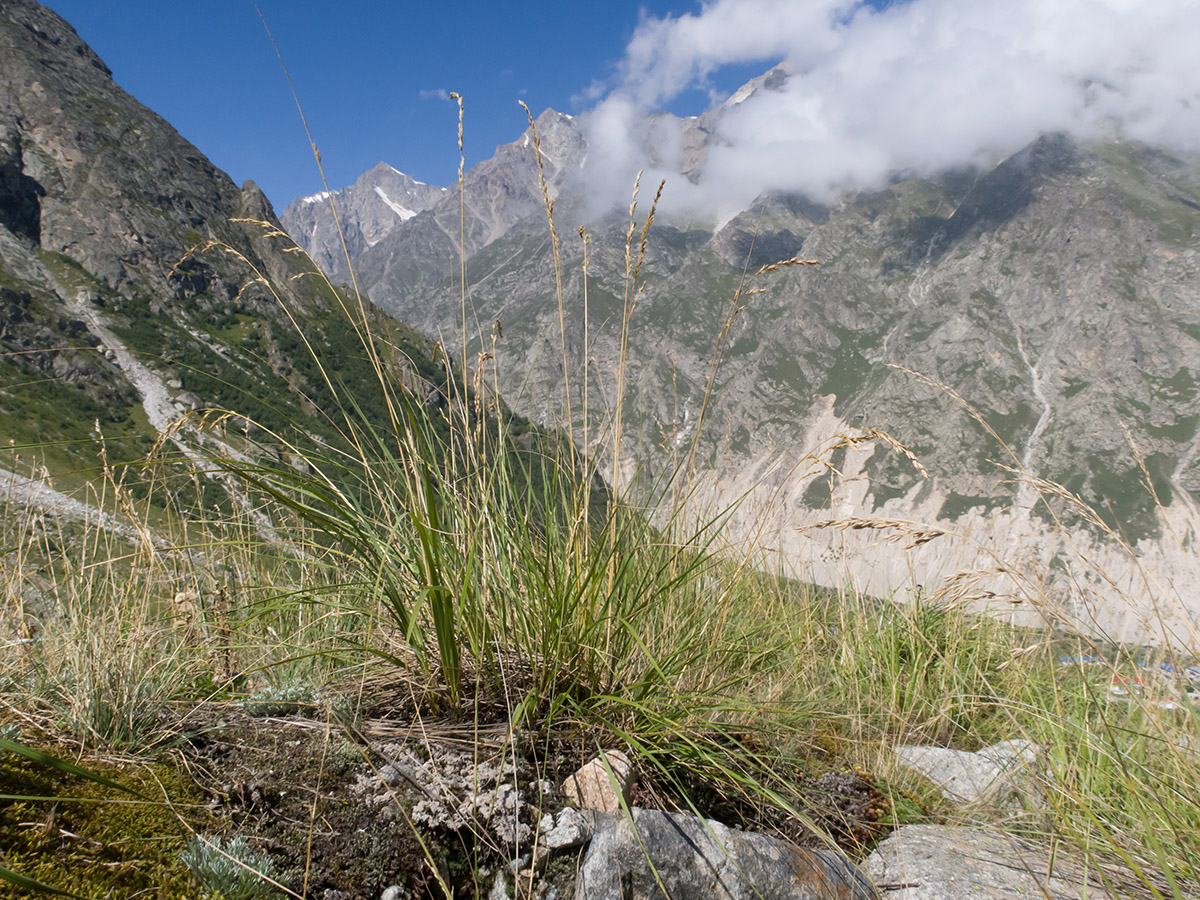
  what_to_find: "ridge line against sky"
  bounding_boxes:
[41,0,1200,220]
[40,0,760,210]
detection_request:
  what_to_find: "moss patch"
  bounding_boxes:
[0,744,211,899]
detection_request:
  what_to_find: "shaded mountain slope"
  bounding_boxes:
[0,0,441,512]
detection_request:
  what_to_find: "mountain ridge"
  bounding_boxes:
[280,92,1200,643]
[0,0,446,525]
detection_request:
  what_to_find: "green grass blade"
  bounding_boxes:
[0,737,148,800]
[0,862,96,899]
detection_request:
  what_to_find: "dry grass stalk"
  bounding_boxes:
[803,516,950,550]
[751,257,820,277]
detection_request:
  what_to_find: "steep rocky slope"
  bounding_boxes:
[285,95,1200,642]
[0,0,439,519]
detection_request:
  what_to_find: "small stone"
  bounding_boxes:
[535,807,594,864]
[380,886,406,900]
[541,807,593,850]
[561,750,634,812]
[509,853,531,874]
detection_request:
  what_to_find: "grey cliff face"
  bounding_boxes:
[0,0,261,297]
[326,125,1200,538]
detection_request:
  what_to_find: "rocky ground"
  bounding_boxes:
[176,692,891,900]
[5,669,1194,900]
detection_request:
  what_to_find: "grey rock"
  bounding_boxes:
[541,807,594,850]
[866,825,1121,900]
[574,808,877,900]
[535,807,595,863]
[509,853,531,874]
[378,763,405,786]
[895,740,1046,809]
[380,887,406,900]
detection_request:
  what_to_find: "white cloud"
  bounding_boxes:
[580,0,1200,220]
[419,88,452,102]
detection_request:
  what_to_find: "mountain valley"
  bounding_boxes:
[5,3,1200,898]
[282,98,1200,643]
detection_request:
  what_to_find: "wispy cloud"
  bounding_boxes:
[419,88,452,102]
[581,0,1200,220]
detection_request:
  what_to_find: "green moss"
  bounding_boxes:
[0,747,211,899]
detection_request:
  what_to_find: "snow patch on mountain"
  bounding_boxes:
[373,186,417,220]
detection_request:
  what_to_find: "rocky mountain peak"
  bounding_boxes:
[0,0,279,300]
[723,63,790,109]
[280,159,445,280]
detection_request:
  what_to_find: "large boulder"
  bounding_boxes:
[867,825,1125,900]
[894,740,1046,811]
[574,808,877,900]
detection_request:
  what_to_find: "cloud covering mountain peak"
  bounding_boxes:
[580,0,1200,220]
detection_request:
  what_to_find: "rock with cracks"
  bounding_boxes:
[866,825,1130,900]
[894,740,1046,810]
[574,808,878,900]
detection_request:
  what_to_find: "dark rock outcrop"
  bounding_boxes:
[575,808,877,900]
[0,0,438,489]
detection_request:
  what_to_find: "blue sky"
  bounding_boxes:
[43,1,1197,222]
[43,1,761,210]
